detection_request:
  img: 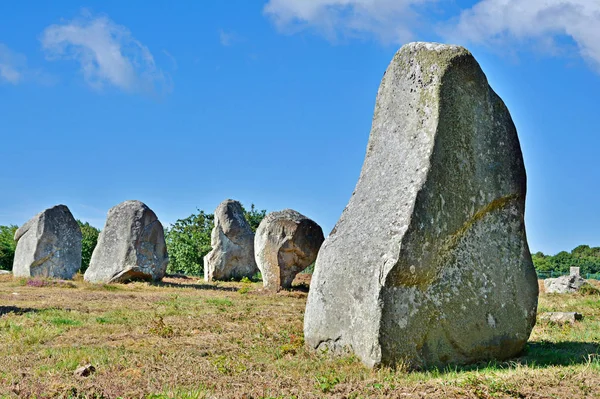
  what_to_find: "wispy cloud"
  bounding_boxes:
[444,0,600,72]
[40,11,171,94]
[219,29,243,47]
[0,43,26,84]
[264,0,600,75]
[263,0,436,43]
[0,43,55,86]
[162,49,178,71]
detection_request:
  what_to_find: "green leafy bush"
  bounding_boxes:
[0,225,17,270]
[242,204,266,232]
[579,283,600,296]
[77,220,100,273]
[165,210,214,276]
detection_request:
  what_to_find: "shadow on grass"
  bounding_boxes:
[151,281,239,292]
[0,306,38,317]
[421,341,600,374]
[520,341,600,367]
[287,283,310,293]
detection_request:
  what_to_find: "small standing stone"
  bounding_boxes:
[204,199,258,282]
[254,209,324,291]
[12,205,82,280]
[84,200,168,284]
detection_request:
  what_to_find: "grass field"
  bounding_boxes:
[0,274,599,399]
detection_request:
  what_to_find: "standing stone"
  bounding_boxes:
[255,209,324,291]
[204,199,258,282]
[12,205,82,279]
[84,200,168,283]
[570,267,580,277]
[304,42,539,368]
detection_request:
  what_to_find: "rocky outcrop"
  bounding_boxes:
[255,209,324,291]
[204,199,258,281]
[544,274,586,294]
[304,42,539,368]
[12,205,82,279]
[84,200,168,283]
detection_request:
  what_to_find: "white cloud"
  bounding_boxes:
[40,12,170,93]
[0,43,26,84]
[265,0,600,74]
[447,0,600,71]
[264,0,436,43]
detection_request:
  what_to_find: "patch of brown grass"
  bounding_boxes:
[0,276,598,398]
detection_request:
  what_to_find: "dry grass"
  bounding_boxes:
[0,274,599,399]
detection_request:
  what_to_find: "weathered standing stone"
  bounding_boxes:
[204,199,258,282]
[544,274,586,294]
[12,205,82,279]
[304,42,539,368]
[84,200,168,283]
[255,209,324,291]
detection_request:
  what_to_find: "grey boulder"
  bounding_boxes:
[540,312,583,325]
[204,199,258,282]
[544,275,586,294]
[84,200,168,283]
[255,209,324,291]
[12,205,82,279]
[304,42,539,368]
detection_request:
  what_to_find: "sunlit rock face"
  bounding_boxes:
[13,205,82,280]
[304,42,539,369]
[204,199,258,282]
[84,200,168,284]
[255,209,324,291]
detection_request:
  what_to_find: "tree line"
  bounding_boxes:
[0,203,266,276]
[532,245,600,275]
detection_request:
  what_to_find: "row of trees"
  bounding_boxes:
[0,204,266,277]
[532,245,600,275]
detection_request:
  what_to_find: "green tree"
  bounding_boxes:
[165,210,214,276]
[532,251,553,272]
[242,203,267,232]
[0,225,18,271]
[77,220,100,273]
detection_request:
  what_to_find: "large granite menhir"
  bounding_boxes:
[84,200,168,283]
[12,205,82,279]
[304,42,539,368]
[255,209,324,291]
[204,199,258,282]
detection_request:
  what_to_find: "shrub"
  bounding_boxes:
[0,225,17,270]
[579,283,600,296]
[77,220,100,273]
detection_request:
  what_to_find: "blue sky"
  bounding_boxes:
[0,0,599,255]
